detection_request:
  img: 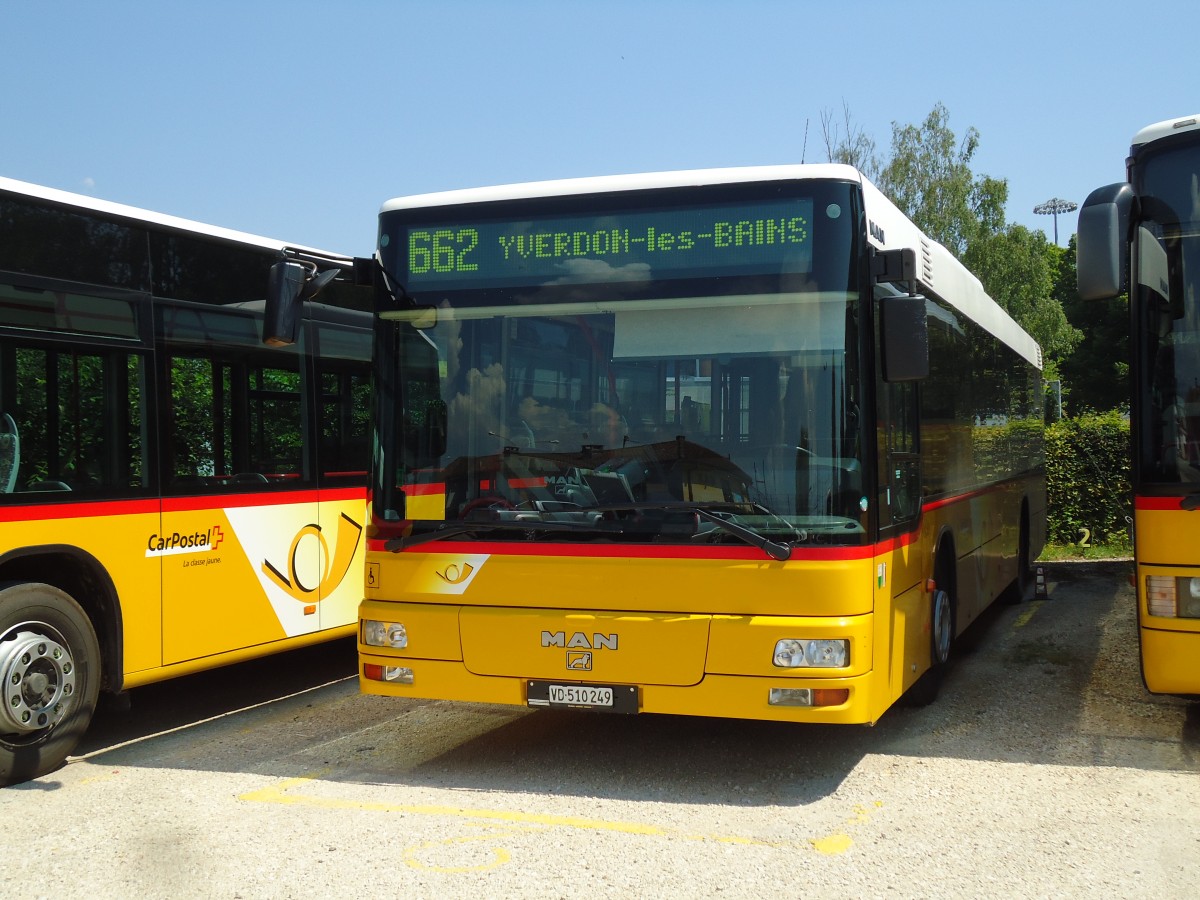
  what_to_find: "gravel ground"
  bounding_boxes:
[2,560,1197,898]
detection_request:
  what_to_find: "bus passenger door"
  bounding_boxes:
[877,381,921,531]
[310,314,371,633]
[875,377,926,695]
[159,303,323,664]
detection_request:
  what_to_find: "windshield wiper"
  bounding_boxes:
[593,502,794,561]
[692,508,792,561]
[388,504,795,560]
[385,519,621,552]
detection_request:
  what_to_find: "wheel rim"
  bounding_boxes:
[0,624,77,735]
[932,589,953,665]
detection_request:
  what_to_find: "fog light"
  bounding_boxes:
[384,666,414,684]
[364,664,414,684]
[772,638,849,668]
[363,619,408,649]
[768,687,813,706]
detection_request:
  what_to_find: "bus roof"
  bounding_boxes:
[381,164,1042,370]
[0,174,351,266]
[380,164,864,212]
[1132,114,1200,149]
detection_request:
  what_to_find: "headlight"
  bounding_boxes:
[1186,579,1200,617]
[772,638,849,668]
[363,619,408,648]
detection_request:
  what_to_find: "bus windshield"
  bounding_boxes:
[1132,140,1200,486]
[374,180,867,546]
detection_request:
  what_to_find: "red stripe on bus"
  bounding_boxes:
[404,483,447,496]
[0,497,160,522]
[1135,495,1187,510]
[163,488,364,511]
[366,531,916,561]
[922,484,1002,513]
[506,477,547,489]
[0,488,365,522]
[366,482,1039,561]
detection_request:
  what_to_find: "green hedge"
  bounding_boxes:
[1045,411,1131,545]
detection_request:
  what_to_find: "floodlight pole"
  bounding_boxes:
[1033,198,1078,246]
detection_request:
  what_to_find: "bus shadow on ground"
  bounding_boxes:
[358,561,1198,804]
[76,637,360,756]
[391,708,875,808]
[72,565,1197,804]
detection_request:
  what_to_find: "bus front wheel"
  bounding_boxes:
[0,582,101,787]
[904,574,955,708]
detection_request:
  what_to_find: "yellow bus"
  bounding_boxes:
[1078,113,1200,697]
[352,166,1045,724]
[0,176,370,785]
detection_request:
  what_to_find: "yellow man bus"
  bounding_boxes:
[353,165,1045,724]
[1078,113,1200,697]
[0,177,370,785]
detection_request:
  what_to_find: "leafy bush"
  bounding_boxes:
[1045,411,1131,545]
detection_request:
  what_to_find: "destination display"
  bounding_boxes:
[397,198,814,290]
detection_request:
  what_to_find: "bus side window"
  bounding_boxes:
[160,300,312,493]
[0,343,148,496]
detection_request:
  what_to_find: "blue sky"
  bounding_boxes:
[2,1,1194,256]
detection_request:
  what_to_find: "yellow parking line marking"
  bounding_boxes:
[242,774,670,836]
[1014,605,1040,628]
[404,832,516,872]
[239,772,872,854]
[810,833,854,855]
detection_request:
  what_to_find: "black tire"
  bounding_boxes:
[1005,512,1032,605]
[0,582,101,786]
[904,561,956,708]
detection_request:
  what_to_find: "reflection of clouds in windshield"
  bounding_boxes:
[512,398,622,449]
[446,363,506,455]
[517,397,575,445]
[513,261,651,306]
[550,259,651,284]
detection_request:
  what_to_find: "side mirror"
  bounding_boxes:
[880,294,929,382]
[263,261,308,346]
[1077,182,1133,301]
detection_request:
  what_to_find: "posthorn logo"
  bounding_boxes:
[263,512,363,602]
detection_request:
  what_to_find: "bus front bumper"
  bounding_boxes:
[1140,625,1200,696]
[359,599,890,725]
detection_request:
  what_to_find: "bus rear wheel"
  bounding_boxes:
[0,582,100,786]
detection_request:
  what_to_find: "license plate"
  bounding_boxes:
[552,684,612,706]
[527,680,638,713]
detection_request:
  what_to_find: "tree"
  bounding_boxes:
[875,102,1006,258]
[823,102,1085,380]
[820,100,880,179]
[963,225,1082,374]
